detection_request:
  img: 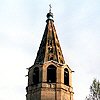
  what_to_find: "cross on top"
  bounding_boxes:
[49,4,52,12]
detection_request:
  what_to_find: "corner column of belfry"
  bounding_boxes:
[26,6,74,100]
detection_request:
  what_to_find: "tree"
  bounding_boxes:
[85,79,100,100]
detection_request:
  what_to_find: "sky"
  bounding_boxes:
[0,0,100,100]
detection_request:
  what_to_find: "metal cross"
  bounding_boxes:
[49,4,52,12]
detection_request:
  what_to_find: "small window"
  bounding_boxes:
[33,67,39,85]
[50,40,52,46]
[48,40,52,46]
[47,65,56,83]
[50,56,53,60]
[64,68,69,86]
[48,47,53,53]
[49,55,53,61]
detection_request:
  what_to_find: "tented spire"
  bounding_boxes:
[34,8,65,65]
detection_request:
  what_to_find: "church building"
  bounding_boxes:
[26,6,74,100]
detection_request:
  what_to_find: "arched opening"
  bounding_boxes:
[47,65,56,83]
[64,68,69,86]
[33,67,39,85]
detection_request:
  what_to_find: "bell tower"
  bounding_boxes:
[26,6,74,100]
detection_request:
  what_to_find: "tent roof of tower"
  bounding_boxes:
[34,6,65,65]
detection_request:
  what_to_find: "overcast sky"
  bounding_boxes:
[0,0,100,100]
